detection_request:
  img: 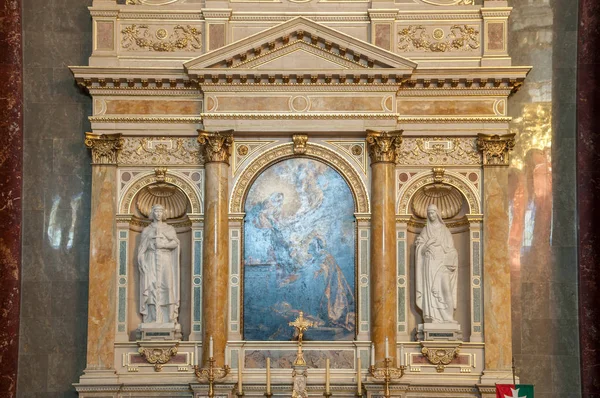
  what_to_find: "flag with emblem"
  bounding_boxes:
[496,384,534,398]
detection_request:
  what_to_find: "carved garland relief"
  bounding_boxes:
[121,24,202,52]
[398,25,480,53]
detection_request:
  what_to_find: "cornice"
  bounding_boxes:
[89,116,203,123]
[397,116,511,123]
[202,112,398,120]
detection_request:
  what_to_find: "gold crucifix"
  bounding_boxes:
[289,311,314,366]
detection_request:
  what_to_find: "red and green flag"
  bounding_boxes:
[496,384,534,398]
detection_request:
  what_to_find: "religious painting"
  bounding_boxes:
[243,158,356,341]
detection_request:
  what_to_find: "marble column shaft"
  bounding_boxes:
[0,0,23,395]
[578,0,600,393]
[84,134,121,370]
[477,133,514,372]
[367,130,401,364]
[199,131,232,367]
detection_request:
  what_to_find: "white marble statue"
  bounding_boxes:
[138,204,181,324]
[415,204,459,324]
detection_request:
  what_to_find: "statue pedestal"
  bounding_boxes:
[291,364,309,398]
[137,322,182,341]
[418,323,462,341]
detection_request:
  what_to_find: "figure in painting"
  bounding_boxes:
[138,204,181,324]
[415,204,458,324]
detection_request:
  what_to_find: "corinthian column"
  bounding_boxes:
[83,133,123,375]
[477,133,515,381]
[366,129,402,365]
[198,130,233,367]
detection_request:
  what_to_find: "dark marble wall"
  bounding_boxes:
[508,0,580,397]
[17,0,93,396]
[0,0,23,396]
[577,0,600,395]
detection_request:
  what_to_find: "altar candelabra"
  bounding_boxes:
[194,356,230,398]
[368,357,405,398]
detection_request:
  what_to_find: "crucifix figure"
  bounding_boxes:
[289,311,313,366]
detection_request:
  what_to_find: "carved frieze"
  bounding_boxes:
[119,137,202,166]
[85,133,124,165]
[366,130,403,164]
[398,25,480,53]
[477,133,516,166]
[397,138,481,166]
[198,130,234,164]
[121,24,201,52]
[419,0,474,5]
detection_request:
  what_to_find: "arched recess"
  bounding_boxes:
[396,170,481,216]
[230,142,370,214]
[119,171,203,215]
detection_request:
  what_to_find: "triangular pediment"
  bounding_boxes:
[184,17,417,74]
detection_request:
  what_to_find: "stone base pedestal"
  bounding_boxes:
[137,322,182,341]
[291,364,308,398]
[418,323,462,341]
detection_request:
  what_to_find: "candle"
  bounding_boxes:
[385,337,389,359]
[325,358,330,394]
[370,343,375,367]
[194,343,198,366]
[238,352,243,393]
[357,357,362,393]
[209,336,214,358]
[400,344,405,367]
[225,349,229,367]
[266,357,271,394]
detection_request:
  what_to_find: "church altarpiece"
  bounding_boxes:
[72,0,529,396]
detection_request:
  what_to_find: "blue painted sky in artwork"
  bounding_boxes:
[243,158,356,341]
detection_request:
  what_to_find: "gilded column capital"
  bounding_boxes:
[476,133,516,166]
[197,130,234,164]
[366,129,404,164]
[84,132,123,165]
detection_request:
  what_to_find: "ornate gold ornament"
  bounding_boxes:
[84,132,123,165]
[119,137,202,166]
[366,129,404,164]
[398,25,480,52]
[509,103,551,169]
[420,345,460,373]
[121,24,201,52]
[155,167,167,182]
[292,134,308,154]
[138,344,179,372]
[197,130,234,164]
[397,137,481,166]
[237,145,249,156]
[229,143,370,213]
[289,311,314,366]
[420,0,474,5]
[477,133,516,166]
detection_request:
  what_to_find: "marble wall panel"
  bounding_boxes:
[0,0,23,396]
[18,0,93,396]
[102,99,202,115]
[508,0,580,395]
[397,99,499,116]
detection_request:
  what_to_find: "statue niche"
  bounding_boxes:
[130,182,191,341]
[408,183,469,341]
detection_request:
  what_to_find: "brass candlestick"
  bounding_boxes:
[368,358,405,398]
[194,357,231,398]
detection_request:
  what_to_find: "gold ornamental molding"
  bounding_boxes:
[397,116,512,123]
[397,137,481,166]
[89,116,203,123]
[230,143,369,214]
[398,25,480,53]
[366,129,404,164]
[119,137,202,166]
[292,135,308,154]
[84,133,124,165]
[197,130,234,164]
[121,24,202,52]
[397,170,480,215]
[201,113,399,120]
[477,133,516,166]
[420,0,474,4]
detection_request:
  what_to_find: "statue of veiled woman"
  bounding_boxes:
[415,204,458,324]
[138,204,180,325]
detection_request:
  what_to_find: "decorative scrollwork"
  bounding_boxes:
[397,137,481,166]
[138,344,178,372]
[119,137,202,166]
[197,130,234,164]
[398,25,480,52]
[421,345,459,373]
[366,130,403,164]
[477,133,516,166]
[121,24,201,52]
[84,133,123,165]
[292,134,308,154]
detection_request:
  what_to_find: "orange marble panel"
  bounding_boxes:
[487,22,505,51]
[209,24,225,51]
[105,100,202,115]
[214,96,290,112]
[309,96,385,112]
[397,100,497,116]
[96,21,114,51]
[375,24,391,51]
